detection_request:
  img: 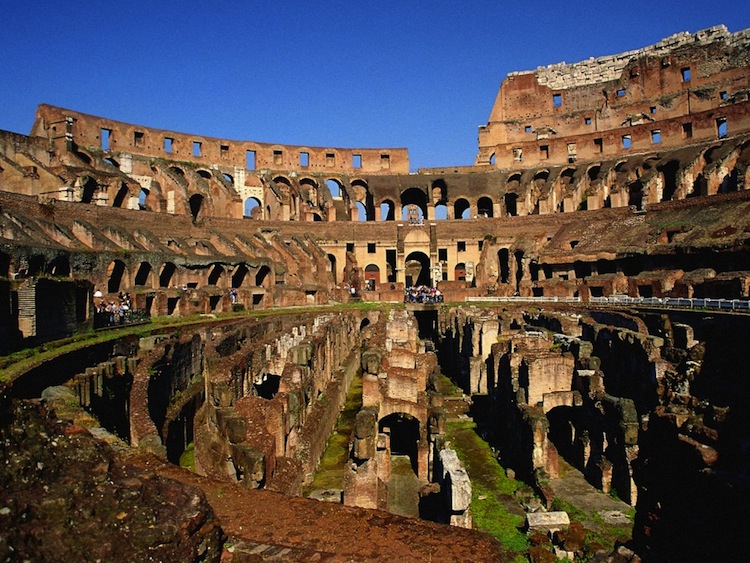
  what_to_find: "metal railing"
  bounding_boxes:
[466,295,750,311]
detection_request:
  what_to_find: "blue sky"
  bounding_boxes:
[2,1,748,170]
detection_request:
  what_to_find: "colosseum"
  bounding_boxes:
[1,24,749,562]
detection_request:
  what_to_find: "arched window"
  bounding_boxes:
[244,197,261,218]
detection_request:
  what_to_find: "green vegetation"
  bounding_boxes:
[304,370,363,494]
[550,497,633,553]
[179,442,195,471]
[446,418,529,556]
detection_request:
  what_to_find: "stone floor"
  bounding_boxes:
[388,454,421,518]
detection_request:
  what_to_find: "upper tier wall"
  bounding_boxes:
[31,105,410,175]
[478,25,750,168]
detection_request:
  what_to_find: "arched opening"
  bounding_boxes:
[112,183,129,208]
[498,249,510,284]
[222,173,234,185]
[355,201,367,222]
[170,166,185,177]
[104,157,119,169]
[197,169,211,180]
[364,264,380,289]
[138,188,149,209]
[504,193,518,217]
[134,262,153,287]
[432,179,447,203]
[232,264,248,288]
[691,173,708,197]
[454,262,466,281]
[244,197,262,218]
[404,251,431,287]
[160,262,176,288]
[400,187,428,221]
[208,264,224,286]
[547,406,579,466]
[379,412,420,474]
[628,181,644,210]
[312,212,322,221]
[256,265,271,288]
[380,200,395,221]
[47,256,71,277]
[327,254,337,284]
[107,260,126,293]
[477,196,493,218]
[189,194,204,221]
[515,250,525,291]
[402,204,424,224]
[587,165,601,182]
[81,177,97,204]
[360,318,371,331]
[574,261,592,279]
[326,179,342,198]
[434,203,447,220]
[454,198,471,219]
[658,160,680,201]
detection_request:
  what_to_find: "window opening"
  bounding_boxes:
[101,128,111,151]
[380,154,390,169]
[525,125,532,133]
[352,154,362,169]
[682,122,693,139]
[367,243,376,253]
[584,117,592,125]
[273,150,283,165]
[540,145,549,160]
[720,91,728,100]
[326,153,335,166]
[300,152,309,167]
[651,130,661,144]
[716,117,728,139]
[164,137,173,154]
[220,144,229,158]
[512,148,522,162]
[193,141,202,157]
[246,150,255,170]
[616,88,626,97]
[650,106,657,114]
[438,248,447,261]
[681,67,691,82]
[622,135,632,149]
[594,138,603,153]
[134,131,144,146]
[552,94,562,107]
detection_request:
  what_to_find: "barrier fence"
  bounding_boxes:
[466,295,750,311]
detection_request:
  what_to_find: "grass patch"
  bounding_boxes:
[179,442,195,471]
[551,497,633,553]
[304,370,363,494]
[446,418,529,555]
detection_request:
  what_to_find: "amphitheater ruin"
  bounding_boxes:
[1,24,749,562]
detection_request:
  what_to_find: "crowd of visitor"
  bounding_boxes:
[94,291,147,328]
[404,285,443,303]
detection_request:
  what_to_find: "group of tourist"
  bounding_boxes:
[94,291,143,328]
[404,285,443,303]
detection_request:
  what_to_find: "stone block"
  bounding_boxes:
[439,449,472,512]
[526,511,570,535]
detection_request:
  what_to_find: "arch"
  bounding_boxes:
[380,199,395,221]
[400,187,428,220]
[232,264,248,288]
[364,264,381,285]
[47,256,71,277]
[312,212,322,221]
[498,248,510,284]
[112,183,129,208]
[134,261,153,287]
[159,262,176,288]
[208,264,224,286]
[360,318,371,331]
[628,181,644,210]
[504,193,518,217]
[138,188,149,209]
[327,254,337,284]
[222,173,234,185]
[104,157,119,168]
[402,203,424,224]
[81,176,97,204]
[477,196,494,218]
[197,169,211,179]
[189,194,204,221]
[431,179,447,204]
[169,165,185,177]
[454,262,466,281]
[107,260,127,293]
[351,179,375,221]
[434,203,448,220]
[533,170,550,186]
[379,412,420,474]
[355,201,368,222]
[244,197,262,218]
[404,251,431,287]
[326,179,343,198]
[514,250,525,291]
[255,264,271,288]
[587,165,601,182]
[691,173,708,197]
[454,198,471,219]
[658,160,680,201]
[560,167,575,186]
